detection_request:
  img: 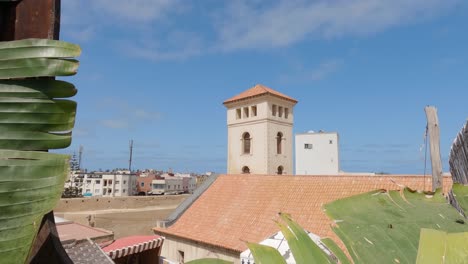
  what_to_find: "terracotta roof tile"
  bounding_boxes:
[154,174,452,253]
[223,84,297,104]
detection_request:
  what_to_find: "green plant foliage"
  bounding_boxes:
[321,238,351,264]
[185,259,233,264]
[247,242,287,264]
[416,228,468,264]
[324,187,468,264]
[0,39,81,60]
[0,39,80,264]
[276,213,334,263]
[452,183,468,216]
[0,39,80,79]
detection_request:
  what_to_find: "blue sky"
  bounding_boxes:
[57,0,468,174]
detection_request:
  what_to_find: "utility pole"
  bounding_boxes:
[129,139,133,172]
[424,106,443,191]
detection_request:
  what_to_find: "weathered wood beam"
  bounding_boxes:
[424,106,444,191]
[0,0,60,40]
[449,119,468,184]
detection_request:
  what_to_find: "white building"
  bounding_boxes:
[295,131,340,175]
[151,176,196,195]
[82,172,137,197]
[224,84,297,175]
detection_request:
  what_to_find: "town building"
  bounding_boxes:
[81,172,137,197]
[295,131,340,175]
[150,174,196,195]
[224,84,297,175]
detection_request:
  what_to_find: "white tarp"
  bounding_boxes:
[240,230,332,264]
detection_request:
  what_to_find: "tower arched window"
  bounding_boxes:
[276,132,283,154]
[277,166,284,175]
[242,166,250,174]
[243,132,251,154]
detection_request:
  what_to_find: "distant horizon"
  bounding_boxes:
[56,1,468,174]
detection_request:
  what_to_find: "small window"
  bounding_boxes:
[178,250,185,263]
[108,180,113,184]
[329,140,333,144]
[96,180,101,184]
[242,166,250,174]
[285,108,289,119]
[123,180,127,184]
[251,105,257,116]
[103,180,108,186]
[85,189,91,193]
[236,108,241,119]
[123,189,126,193]
[305,144,313,149]
[277,166,284,175]
[115,189,119,193]
[140,182,144,187]
[243,107,249,118]
[272,104,277,116]
[115,180,120,184]
[276,132,283,154]
[278,106,283,117]
[86,180,91,184]
[243,132,251,154]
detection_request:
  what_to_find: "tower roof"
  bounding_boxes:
[223,84,298,105]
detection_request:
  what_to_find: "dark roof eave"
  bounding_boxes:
[153,228,244,253]
[223,92,298,106]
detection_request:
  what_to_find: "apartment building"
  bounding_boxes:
[82,172,137,197]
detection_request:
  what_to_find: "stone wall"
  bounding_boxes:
[55,194,189,212]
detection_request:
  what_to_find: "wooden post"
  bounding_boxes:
[0,0,60,40]
[0,0,72,263]
[424,106,444,191]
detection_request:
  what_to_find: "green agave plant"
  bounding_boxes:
[0,39,80,264]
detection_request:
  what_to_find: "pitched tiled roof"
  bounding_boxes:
[153,174,453,253]
[102,235,164,259]
[223,84,298,104]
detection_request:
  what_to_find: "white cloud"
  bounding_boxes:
[310,59,343,81]
[91,0,181,22]
[97,98,162,130]
[61,0,461,60]
[215,0,460,51]
[67,26,96,43]
[101,119,129,129]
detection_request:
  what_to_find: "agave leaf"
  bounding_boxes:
[324,187,468,264]
[452,183,468,216]
[277,213,334,264]
[0,58,79,79]
[0,150,69,263]
[0,39,80,263]
[0,39,81,60]
[0,80,77,98]
[185,259,233,264]
[321,238,351,264]
[0,131,72,150]
[416,228,468,264]
[247,242,287,264]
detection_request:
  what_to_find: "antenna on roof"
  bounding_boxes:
[129,139,133,173]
